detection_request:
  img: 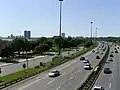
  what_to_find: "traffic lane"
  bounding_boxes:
[16,50,104,90]
[110,52,120,90]
[92,48,115,90]
[1,50,77,76]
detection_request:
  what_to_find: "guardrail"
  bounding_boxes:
[76,44,110,90]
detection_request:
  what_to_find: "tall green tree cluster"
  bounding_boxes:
[0,36,89,59]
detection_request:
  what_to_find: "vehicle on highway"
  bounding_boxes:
[93,86,105,90]
[96,55,100,59]
[104,68,112,74]
[111,51,114,53]
[108,58,113,62]
[115,50,118,53]
[117,47,119,49]
[80,57,85,60]
[110,54,114,57]
[83,60,89,63]
[92,50,95,53]
[84,65,92,70]
[49,70,60,77]
[96,51,99,54]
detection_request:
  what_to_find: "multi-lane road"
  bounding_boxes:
[92,44,120,90]
[3,43,107,90]
[1,49,81,76]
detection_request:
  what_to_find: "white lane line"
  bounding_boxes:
[113,68,114,71]
[109,82,112,88]
[18,60,77,89]
[47,79,55,85]
[69,76,73,80]
[18,75,48,90]
[111,74,113,78]
[59,60,77,71]
[56,86,62,90]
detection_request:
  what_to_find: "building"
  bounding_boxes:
[62,33,65,38]
[24,30,31,38]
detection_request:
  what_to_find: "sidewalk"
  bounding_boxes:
[0,55,46,67]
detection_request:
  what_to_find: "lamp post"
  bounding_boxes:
[58,0,63,55]
[90,21,93,40]
[95,28,97,40]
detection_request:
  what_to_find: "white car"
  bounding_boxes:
[49,70,60,77]
[85,63,91,66]
[83,60,89,63]
[84,65,91,70]
[93,86,105,90]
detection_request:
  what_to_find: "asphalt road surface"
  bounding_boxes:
[3,43,107,90]
[1,49,81,76]
[92,45,119,90]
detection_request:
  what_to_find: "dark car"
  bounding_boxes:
[80,57,85,60]
[117,47,119,49]
[96,55,100,59]
[92,50,95,53]
[110,54,114,57]
[115,50,118,53]
[104,68,112,74]
[111,51,114,53]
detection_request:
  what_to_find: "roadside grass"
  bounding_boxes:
[0,42,98,85]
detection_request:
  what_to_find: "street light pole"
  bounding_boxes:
[90,21,93,40]
[58,0,63,55]
[95,28,97,40]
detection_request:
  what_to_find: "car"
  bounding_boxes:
[96,51,99,54]
[110,54,114,57]
[108,58,113,62]
[96,55,100,59]
[117,47,119,49]
[84,65,92,70]
[83,60,89,63]
[93,86,105,90]
[80,57,85,60]
[115,50,118,53]
[49,70,60,77]
[111,51,114,53]
[85,63,91,66]
[104,68,112,74]
[92,50,95,53]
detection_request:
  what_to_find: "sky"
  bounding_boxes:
[0,0,120,37]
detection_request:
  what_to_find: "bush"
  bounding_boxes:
[64,56,71,59]
[34,65,40,68]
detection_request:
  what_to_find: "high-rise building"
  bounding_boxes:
[24,30,31,38]
[62,33,65,38]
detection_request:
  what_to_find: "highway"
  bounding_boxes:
[92,45,120,90]
[1,49,79,76]
[3,43,107,90]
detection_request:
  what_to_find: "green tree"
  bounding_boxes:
[34,44,50,54]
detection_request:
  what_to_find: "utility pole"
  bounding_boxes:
[58,0,63,55]
[90,21,93,40]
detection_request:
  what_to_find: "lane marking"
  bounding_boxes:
[47,79,55,85]
[18,60,77,89]
[18,75,48,90]
[69,76,73,80]
[111,74,113,78]
[56,86,62,90]
[109,82,112,88]
[113,68,114,71]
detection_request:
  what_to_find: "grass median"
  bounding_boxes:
[0,42,98,86]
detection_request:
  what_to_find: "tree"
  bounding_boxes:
[53,36,62,50]
[37,37,47,44]
[12,38,25,57]
[34,44,50,54]
[84,40,93,48]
